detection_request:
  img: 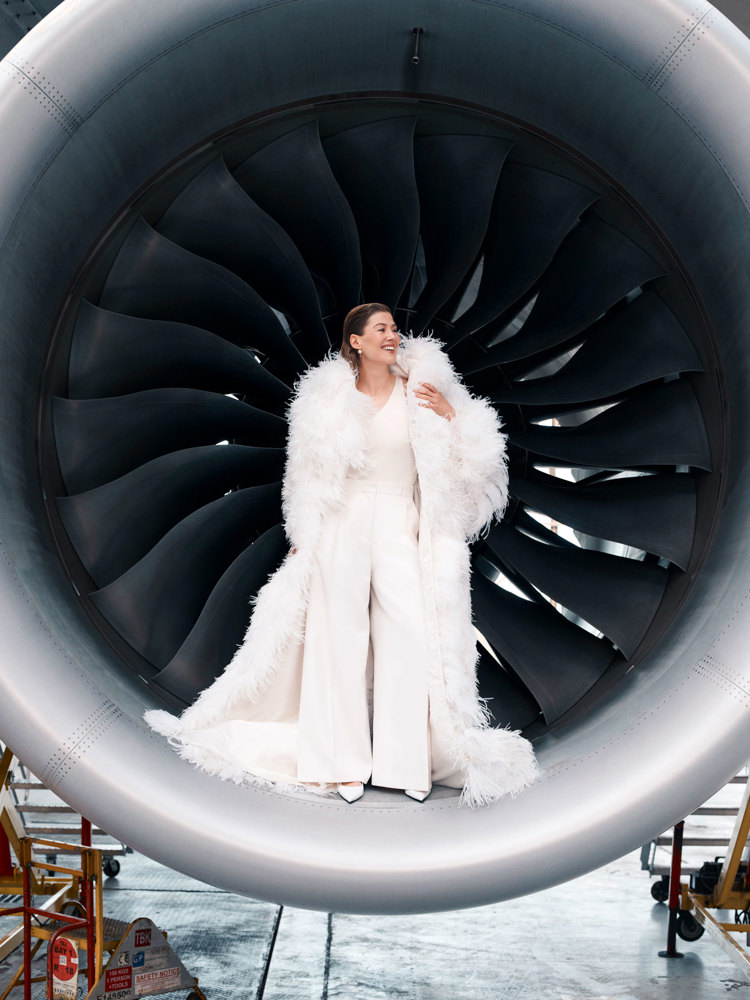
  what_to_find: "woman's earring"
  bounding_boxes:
[357,349,362,355]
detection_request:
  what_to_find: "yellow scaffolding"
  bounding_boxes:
[0,835,124,999]
[1,747,206,1000]
[680,775,750,975]
[0,748,78,964]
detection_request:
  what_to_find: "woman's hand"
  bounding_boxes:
[415,382,456,420]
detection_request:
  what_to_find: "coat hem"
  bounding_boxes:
[146,711,541,807]
[144,710,338,798]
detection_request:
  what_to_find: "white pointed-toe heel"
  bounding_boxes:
[337,782,364,803]
[404,788,431,802]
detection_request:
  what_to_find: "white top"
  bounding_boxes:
[350,377,417,486]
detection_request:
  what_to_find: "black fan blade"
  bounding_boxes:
[510,508,576,549]
[511,470,696,570]
[69,302,292,407]
[100,219,306,377]
[55,445,284,587]
[153,525,288,703]
[485,523,668,659]
[509,380,712,471]
[323,116,420,308]
[52,389,287,494]
[90,485,282,667]
[475,647,542,730]
[156,157,329,359]
[449,164,597,345]
[480,216,664,364]
[234,121,361,310]
[485,291,704,398]
[411,134,512,332]
[472,570,616,724]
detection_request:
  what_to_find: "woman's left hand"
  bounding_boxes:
[415,382,456,421]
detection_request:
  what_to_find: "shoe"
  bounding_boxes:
[337,782,364,803]
[405,788,431,802]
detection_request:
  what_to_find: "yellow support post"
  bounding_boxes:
[712,775,750,909]
[675,773,750,976]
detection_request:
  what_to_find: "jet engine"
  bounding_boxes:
[1,0,749,913]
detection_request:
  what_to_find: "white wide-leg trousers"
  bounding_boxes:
[296,480,432,791]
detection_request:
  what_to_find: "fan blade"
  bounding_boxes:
[52,389,287,494]
[100,218,306,377]
[509,380,712,471]
[449,164,597,345]
[156,157,329,359]
[512,507,575,549]
[234,121,361,310]
[479,216,664,364]
[411,134,512,332]
[485,523,668,659]
[485,291,704,397]
[323,116,420,308]
[69,301,292,407]
[475,647,542,730]
[472,570,616,724]
[511,470,696,570]
[153,525,288,703]
[55,445,284,587]
[90,485,281,667]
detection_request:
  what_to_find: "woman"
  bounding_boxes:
[145,304,540,807]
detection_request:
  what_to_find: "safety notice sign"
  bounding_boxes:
[89,917,197,1000]
[51,936,79,1000]
[135,967,182,994]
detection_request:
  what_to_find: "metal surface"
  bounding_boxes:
[1,0,750,913]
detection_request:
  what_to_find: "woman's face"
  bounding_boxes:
[351,311,399,365]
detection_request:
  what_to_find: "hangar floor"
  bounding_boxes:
[2,842,750,999]
[2,774,750,998]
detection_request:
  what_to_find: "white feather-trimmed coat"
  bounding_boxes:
[145,336,540,807]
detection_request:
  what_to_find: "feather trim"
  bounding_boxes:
[171,736,337,798]
[169,550,313,732]
[144,710,337,797]
[282,354,372,550]
[458,727,543,808]
[143,709,182,739]
[448,385,509,543]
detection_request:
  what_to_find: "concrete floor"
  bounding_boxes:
[3,844,750,999]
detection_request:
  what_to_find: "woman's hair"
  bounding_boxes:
[340,302,392,374]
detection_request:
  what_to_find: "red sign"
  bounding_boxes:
[134,928,152,947]
[51,938,78,981]
[105,966,132,992]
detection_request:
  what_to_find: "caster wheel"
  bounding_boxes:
[651,877,670,903]
[676,910,705,941]
[61,899,86,917]
[103,857,121,878]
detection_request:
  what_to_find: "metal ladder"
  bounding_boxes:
[642,771,748,902]
[2,748,131,878]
